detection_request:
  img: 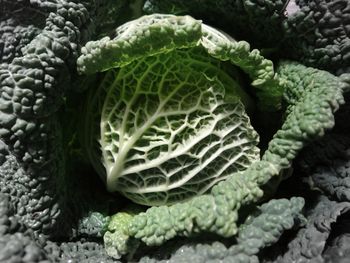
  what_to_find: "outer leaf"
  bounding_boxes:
[0,1,129,260]
[138,197,305,262]
[298,135,350,202]
[282,0,350,75]
[77,14,203,74]
[112,61,344,252]
[0,0,92,238]
[79,14,282,109]
[143,0,288,47]
[263,61,346,170]
[295,91,350,202]
[274,196,350,262]
[144,0,350,75]
[0,19,41,64]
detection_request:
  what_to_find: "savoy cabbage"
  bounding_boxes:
[77,14,277,205]
[76,12,346,259]
[1,0,350,262]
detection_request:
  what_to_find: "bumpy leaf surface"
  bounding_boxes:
[0,0,128,261]
[275,196,350,262]
[138,197,305,262]
[283,0,350,75]
[99,49,259,205]
[108,60,344,253]
[79,14,281,205]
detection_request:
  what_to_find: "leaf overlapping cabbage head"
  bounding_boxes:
[77,14,347,259]
[78,14,281,206]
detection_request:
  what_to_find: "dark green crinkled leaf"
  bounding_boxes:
[138,197,305,263]
[143,0,288,47]
[0,0,128,261]
[272,196,350,262]
[282,0,350,75]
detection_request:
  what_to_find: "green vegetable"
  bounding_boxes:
[104,59,345,257]
[77,14,346,258]
[78,14,283,206]
[1,1,350,262]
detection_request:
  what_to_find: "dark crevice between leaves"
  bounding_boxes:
[323,210,350,253]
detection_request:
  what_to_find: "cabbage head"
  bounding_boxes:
[77,14,282,206]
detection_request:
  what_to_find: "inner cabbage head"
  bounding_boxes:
[85,47,260,205]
